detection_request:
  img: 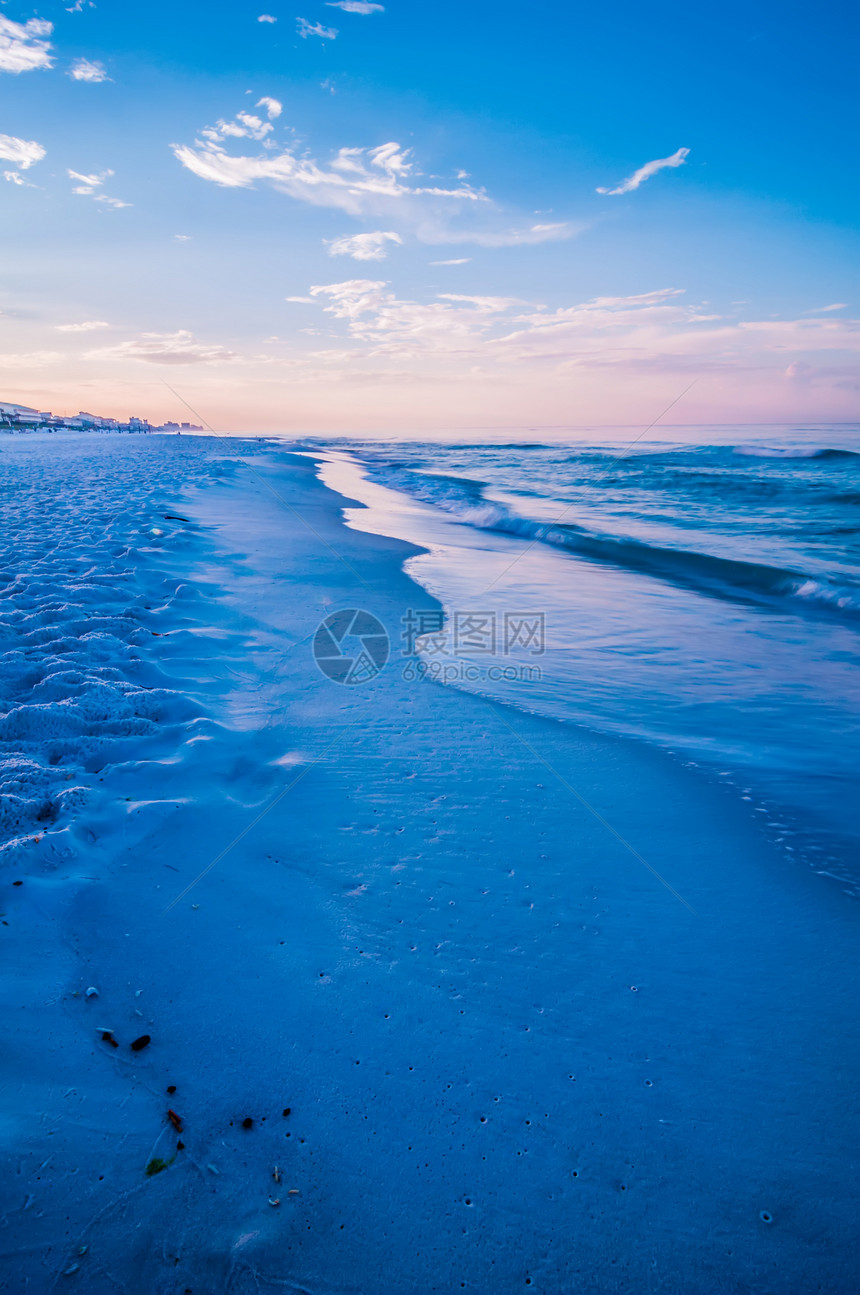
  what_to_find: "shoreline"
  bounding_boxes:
[2,436,858,1292]
[312,444,860,894]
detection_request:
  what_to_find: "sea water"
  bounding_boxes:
[311,427,860,894]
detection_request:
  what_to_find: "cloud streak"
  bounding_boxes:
[68,168,131,208]
[288,281,860,380]
[57,320,109,332]
[597,147,689,195]
[172,125,483,216]
[0,350,63,368]
[89,330,238,365]
[419,220,576,248]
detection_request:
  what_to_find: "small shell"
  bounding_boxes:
[273,1167,281,1183]
[288,1189,299,1195]
[85,987,99,998]
[268,1196,280,1207]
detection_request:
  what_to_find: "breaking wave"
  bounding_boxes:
[357,465,860,620]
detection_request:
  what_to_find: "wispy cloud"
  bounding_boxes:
[56,320,109,332]
[597,147,690,195]
[89,330,237,365]
[327,2,385,12]
[68,168,107,192]
[201,110,275,143]
[421,221,575,248]
[297,18,338,39]
[172,113,584,252]
[173,124,483,216]
[289,282,860,379]
[431,258,471,265]
[326,230,402,260]
[733,317,860,350]
[257,96,283,119]
[0,16,53,74]
[439,293,523,311]
[806,303,847,313]
[68,168,131,208]
[257,13,277,21]
[68,58,110,83]
[305,279,523,355]
[0,133,46,169]
[0,351,65,370]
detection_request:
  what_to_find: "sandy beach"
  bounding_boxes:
[1,434,858,1293]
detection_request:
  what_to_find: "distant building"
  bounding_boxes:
[0,402,42,426]
[0,399,201,434]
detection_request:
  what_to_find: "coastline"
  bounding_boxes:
[310,442,860,893]
[2,436,857,1292]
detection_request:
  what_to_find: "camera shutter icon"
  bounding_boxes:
[313,608,390,685]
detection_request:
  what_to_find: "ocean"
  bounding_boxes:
[312,427,860,894]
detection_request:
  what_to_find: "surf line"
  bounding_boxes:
[160,379,374,595]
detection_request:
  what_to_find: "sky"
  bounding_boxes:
[0,0,858,434]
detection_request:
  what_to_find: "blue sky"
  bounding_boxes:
[1,0,858,431]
